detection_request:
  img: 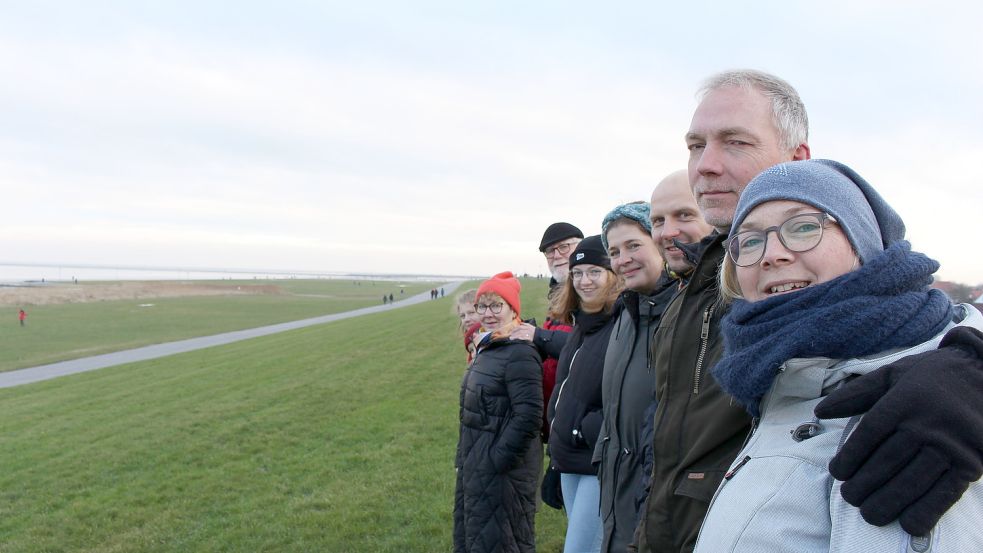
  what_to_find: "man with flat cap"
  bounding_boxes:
[514,223,583,446]
[539,222,584,292]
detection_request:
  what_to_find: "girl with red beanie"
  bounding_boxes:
[453,271,544,553]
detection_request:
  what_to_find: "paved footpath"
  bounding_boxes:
[0,281,464,389]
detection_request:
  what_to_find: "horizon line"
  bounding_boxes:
[0,261,490,281]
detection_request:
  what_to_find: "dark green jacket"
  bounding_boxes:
[635,234,752,553]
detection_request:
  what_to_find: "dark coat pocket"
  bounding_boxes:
[673,469,725,502]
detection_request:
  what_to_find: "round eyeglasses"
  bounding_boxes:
[569,268,605,282]
[474,302,504,314]
[726,213,835,267]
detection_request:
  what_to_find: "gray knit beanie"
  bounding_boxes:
[601,201,652,250]
[731,159,906,264]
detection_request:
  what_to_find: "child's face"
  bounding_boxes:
[458,302,480,331]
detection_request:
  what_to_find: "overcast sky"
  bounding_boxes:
[3,1,982,283]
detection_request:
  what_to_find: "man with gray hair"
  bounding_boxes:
[633,69,983,553]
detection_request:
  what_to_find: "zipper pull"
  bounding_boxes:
[724,455,751,480]
[700,307,712,339]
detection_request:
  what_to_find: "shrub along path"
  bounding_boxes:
[0,282,461,389]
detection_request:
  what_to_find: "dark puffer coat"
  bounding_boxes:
[454,336,544,553]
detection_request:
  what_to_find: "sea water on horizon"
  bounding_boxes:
[0,263,466,286]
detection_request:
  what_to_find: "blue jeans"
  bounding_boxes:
[560,472,603,553]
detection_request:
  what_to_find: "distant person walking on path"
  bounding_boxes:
[389,293,394,303]
[18,309,26,326]
[454,271,543,553]
[383,295,388,305]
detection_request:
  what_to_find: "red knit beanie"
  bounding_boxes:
[476,271,521,317]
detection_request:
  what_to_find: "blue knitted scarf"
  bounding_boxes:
[713,241,953,417]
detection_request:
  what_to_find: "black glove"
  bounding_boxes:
[814,326,983,536]
[541,464,564,510]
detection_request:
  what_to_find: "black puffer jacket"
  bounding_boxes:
[547,306,618,475]
[454,337,544,553]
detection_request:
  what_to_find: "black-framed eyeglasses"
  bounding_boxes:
[570,268,605,282]
[544,241,577,259]
[726,213,835,267]
[474,302,504,314]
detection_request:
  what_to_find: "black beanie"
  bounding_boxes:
[569,235,610,270]
[539,222,584,252]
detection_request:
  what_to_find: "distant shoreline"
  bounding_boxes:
[0,262,480,285]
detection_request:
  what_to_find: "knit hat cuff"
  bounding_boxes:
[476,271,522,316]
[601,202,652,250]
[569,235,610,269]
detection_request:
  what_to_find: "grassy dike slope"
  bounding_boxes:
[0,277,565,552]
[0,280,438,373]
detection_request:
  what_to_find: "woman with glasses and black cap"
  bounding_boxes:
[693,160,983,553]
[454,272,543,553]
[515,235,625,553]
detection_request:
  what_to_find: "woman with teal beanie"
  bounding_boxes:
[593,201,677,553]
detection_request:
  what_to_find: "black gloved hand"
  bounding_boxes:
[814,326,983,536]
[541,464,564,510]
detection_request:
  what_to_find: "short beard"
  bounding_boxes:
[550,269,568,283]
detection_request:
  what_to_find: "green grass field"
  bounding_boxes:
[0,277,567,552]
[0,280,439,373]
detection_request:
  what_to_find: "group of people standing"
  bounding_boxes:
[451,69,983,553]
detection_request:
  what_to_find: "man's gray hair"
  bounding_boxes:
[698,69,809,153]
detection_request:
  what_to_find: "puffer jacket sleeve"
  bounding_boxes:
[490,345,544,473]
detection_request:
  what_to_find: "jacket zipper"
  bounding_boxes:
[696,451,751,550]
[739,417,760,452]
[549,347,581,431]
[645,298,656,372]
[597,435,612,518]
[695,416,758,550]
[692,301,717,394]
[478,386,488,425]
[724,455,751,480]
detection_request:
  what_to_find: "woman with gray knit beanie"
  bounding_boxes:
[695,159,983,552]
